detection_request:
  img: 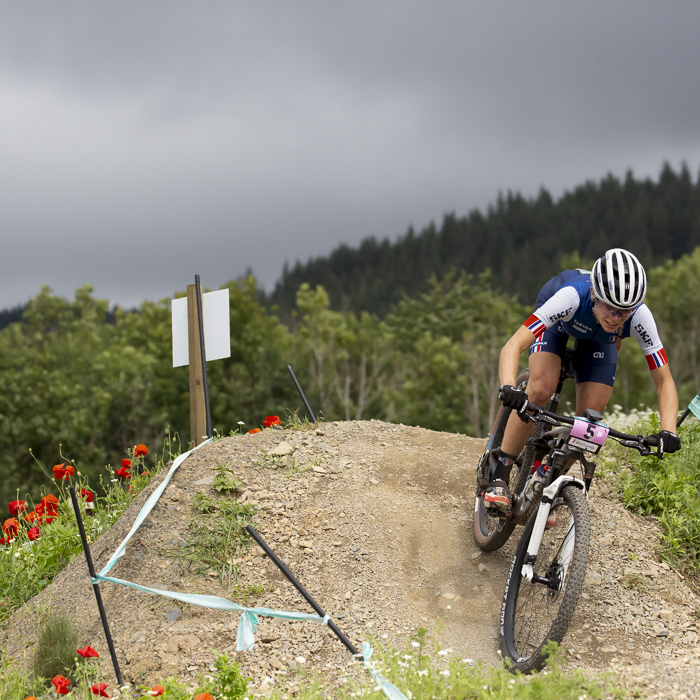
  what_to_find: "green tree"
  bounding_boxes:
[293,284,392,421]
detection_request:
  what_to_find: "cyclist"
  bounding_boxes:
[484,248,681,513]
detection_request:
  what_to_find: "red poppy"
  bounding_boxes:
[8,500,27,517]
[248,428,262,434]
[263,415,282,427]
[141,470,149,477]
[52,464,75,480]
[22,696,38,700]
[121,458,132,467]
[134,444,148,457]
[91,684,109,697]
[44,514,58,524]
[0,537,7,546]
[115,467,131,480]
[193,694,214,700]
[77,645,99,658]
[27,527,40,541]
[80,489,94,503]
[2,518,18,536]
[151,686,165,696]
[24,510,40,524]
[51,676,71,695]
[40,494,59,514]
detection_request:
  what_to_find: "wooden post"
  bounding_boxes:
[187,283,207,446]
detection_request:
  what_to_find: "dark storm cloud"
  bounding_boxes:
[1,2,699,309]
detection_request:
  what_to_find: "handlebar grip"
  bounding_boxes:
[643,436,659,447]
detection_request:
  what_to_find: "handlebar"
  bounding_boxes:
[522,402,660,456]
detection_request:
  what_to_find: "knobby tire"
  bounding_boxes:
[500,483,590,674]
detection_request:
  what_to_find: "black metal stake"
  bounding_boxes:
[287,364,316,423]
[68,487,123,686]
[246,525,360,658]
[194,274,212,439]
[677,392,700,428]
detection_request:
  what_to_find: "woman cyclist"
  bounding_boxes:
[484,248,681,512]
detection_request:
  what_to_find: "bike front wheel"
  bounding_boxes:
[500,483,590,674]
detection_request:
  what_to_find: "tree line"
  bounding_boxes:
[266,162,700,319]
[1,246,699,507]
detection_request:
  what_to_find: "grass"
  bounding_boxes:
[161,494,257,588]
[31,613,81,682]
[261,633,634,700]
[614,413,700,574]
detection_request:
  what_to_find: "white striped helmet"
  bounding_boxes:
[591,248,647,310]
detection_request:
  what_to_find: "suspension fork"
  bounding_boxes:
[520,474,584,583]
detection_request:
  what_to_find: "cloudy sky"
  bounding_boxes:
[2,2,699,310]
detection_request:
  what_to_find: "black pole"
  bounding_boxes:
[677,407,691,428]
[68,487,123,686]
[287,365,316,423]
[194,274,212,439]
[246,525,360,658]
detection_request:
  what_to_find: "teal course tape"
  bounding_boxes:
[96,440,410,699]
[96,439,329,651]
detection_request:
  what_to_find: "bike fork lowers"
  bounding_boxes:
[520,475,582,584]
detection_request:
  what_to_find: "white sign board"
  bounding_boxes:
[171,288,231,367]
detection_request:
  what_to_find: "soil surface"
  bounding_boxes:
[3,420,700,699]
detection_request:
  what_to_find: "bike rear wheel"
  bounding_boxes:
[473,370,532,552]
[500,483,590,674]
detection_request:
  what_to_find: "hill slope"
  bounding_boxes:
[3,422,700,698]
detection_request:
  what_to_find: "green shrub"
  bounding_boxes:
[32,613,81,682]
[617,414,700,573]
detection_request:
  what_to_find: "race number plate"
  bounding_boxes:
[568,418,610,454]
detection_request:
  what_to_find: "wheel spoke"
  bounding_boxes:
[511,499,576,659]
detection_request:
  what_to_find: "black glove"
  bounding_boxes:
[499,384,530,422]
[648,430,681,457]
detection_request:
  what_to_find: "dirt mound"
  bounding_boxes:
[3,420,700,698]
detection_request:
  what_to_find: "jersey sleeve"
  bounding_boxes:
[523,286,581,340]
[629,305,668,370]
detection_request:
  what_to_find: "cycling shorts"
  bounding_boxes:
[529,273,617,387]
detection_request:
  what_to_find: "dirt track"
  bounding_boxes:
[3,420,700,698]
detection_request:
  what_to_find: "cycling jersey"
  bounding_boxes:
[523,270,668,382]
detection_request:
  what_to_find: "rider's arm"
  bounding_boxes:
[499,325,536,386]
[651,364,679,433]
[629,305,679,432]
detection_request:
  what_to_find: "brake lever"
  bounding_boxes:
[619,440,657,458]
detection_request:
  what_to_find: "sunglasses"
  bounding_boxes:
[594,300,634,320]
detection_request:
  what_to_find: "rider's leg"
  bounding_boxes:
[484,350,562,512]
[574,381,614,415]
[500,350,562,457]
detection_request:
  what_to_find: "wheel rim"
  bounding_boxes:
[508,497,576,659]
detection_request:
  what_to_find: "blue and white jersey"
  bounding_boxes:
[523,270,668,370]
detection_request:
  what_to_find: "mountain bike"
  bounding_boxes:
[496,402,661,672]
[473,348,576,552]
